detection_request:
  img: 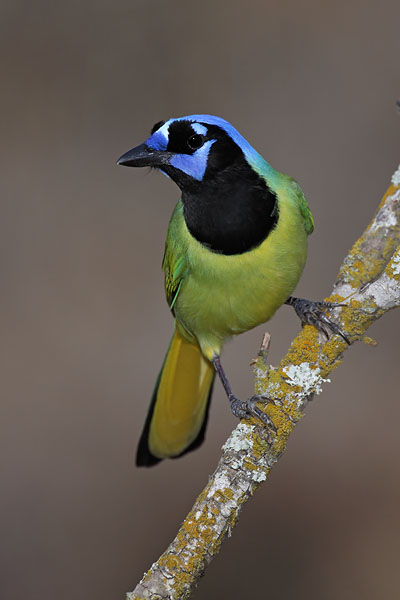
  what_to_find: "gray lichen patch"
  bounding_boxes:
[222,423,255,452]
[391,165,400,187]
[391,248,400,276]
[283,362,331,407]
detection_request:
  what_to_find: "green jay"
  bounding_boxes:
[118,115,347,466]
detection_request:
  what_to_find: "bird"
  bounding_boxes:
[117,114,346,467]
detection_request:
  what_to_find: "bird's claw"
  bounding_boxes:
[229,394,276,430]
[289,297,350,344]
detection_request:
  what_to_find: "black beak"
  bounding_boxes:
[116,143,171,168]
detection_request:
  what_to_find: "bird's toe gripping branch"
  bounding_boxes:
[229,394,277,430]
[212,355,276,430]
[285,296,350,344]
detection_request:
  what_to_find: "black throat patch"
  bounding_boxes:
[181,158,279,255]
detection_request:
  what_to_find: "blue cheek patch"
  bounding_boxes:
[191,122,208,136]
[170,140,215,181]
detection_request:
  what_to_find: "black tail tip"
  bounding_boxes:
[136,439,162,467]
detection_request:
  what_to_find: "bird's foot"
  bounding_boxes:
[229,394,276,431]
[286,296,350,344]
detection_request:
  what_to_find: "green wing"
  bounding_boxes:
[162,201,189,311]
[290,178,314,235]
[163,250,187,310]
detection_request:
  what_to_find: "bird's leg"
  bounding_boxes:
[285,296,350,344]
[212,355,276,430]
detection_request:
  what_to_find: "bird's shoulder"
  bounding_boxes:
[280,175,314,236]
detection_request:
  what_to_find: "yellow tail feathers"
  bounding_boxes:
[136,327,215,466]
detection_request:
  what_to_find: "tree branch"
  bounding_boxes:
[128,172,400,600]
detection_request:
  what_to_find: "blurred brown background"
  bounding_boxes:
[1,1,399,598]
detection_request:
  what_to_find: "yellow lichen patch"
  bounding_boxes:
[222,487,234,500]
[317,337,344,374]
[250,431,271,460]
[248,403,297,462]
[339,300,375,342]
[243,458,257,471]
[159,553,181,573]
[348,256,370,288]
[171,508,217,559]
[270,431,291,458]
[382,235,400,267]
[272,402,302,431]
[328,293,347,303]
[339,247,379,289]
[283,326,320,367]
[389,266,400,282]
[213,503,222,516]
[214,488,235,503]
[361,335,377,346]
[378,184,398,208]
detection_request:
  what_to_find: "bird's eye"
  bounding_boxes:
[187,134,204,151]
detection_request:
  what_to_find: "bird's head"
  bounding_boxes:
[117,114,267,191]
[117,115,280,254]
